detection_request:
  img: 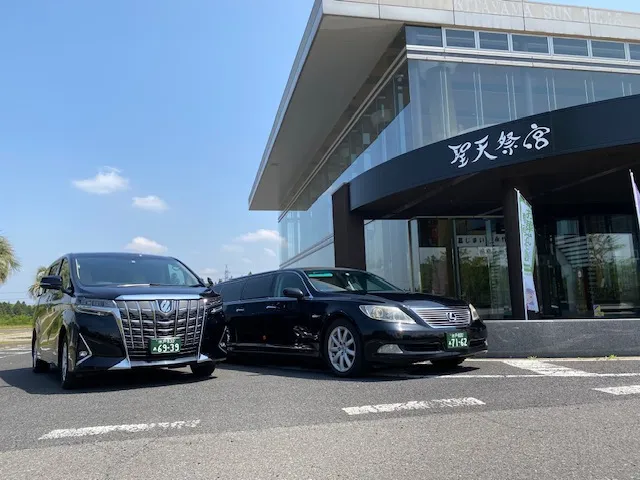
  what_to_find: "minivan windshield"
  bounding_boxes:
[304,269,403,293]
[73,255,202,287]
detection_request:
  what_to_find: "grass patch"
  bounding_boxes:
[0,314,32,327]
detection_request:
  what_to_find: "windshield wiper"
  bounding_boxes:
[116,283,204,287]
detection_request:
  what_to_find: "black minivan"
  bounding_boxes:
[32,252,228,389]
[214,267,487,377]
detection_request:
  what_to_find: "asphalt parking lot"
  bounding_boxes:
[0,347,639,480]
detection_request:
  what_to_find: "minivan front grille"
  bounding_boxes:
[410,307,471,328]
[116,299,206,358]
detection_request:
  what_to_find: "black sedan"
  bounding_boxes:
[214,267,487,377]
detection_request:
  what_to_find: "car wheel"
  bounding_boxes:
[32,335,49,373]
[60,337,77,390]
[324,318,365,378]
[190,362,216,378]
[431,357,465,369]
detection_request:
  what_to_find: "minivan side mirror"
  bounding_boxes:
[40,275,63,291]
[283,287,305,300]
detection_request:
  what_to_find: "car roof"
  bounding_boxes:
[68,252,175,260]
[214,267,366,286]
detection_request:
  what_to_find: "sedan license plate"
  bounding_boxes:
[445,332,469,350]
[149,337,182,355]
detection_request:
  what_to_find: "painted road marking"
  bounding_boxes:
[342,397,485,416]
[501,359,597,377]
[593,385,640,396]
[39,420,201,440]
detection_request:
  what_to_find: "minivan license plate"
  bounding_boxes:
[150,337,182,354]
[446,332,469,349]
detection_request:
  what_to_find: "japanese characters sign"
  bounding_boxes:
[449,123,551,169]
[517,190,539,317]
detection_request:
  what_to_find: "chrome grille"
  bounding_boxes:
[410,307,471,328]
[116,298,206,358]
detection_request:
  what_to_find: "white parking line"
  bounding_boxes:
[501,359,597,376]
[342,397,485,416]
[593,385,640,396]
[39,420,201,440]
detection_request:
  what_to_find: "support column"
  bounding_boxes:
[502,179,530,320]
[332,183,366,270]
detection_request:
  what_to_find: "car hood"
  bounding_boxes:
[75,285,218,301]
[353,291,469,308]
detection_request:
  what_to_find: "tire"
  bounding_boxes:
[59,336,77,390]
[32,334,49,374]
[190,362,216,378]
[324,318,365,378]
[431,357,465,369]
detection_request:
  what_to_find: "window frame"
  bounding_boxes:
[273,272,311,298]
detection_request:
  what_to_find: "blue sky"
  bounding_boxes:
[0,0,638,302]
[0,0,315,302]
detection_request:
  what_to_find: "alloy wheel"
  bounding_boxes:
[328,326,356,373]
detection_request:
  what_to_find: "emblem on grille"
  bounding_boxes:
[446,311,456,322]
[158,300,173,314]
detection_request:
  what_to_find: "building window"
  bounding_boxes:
[591,40,626,60]
[512,34,549,54]
[445,29,476,49]
[629,43,640,61]
[406,26,443,47]
[478,31,509,51]
[553,37,588,57]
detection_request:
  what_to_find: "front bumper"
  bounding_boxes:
[363,320,488,365]
[70,308,228,374]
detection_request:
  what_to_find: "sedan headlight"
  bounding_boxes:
[359,305,416,324]
[469,304,480,321]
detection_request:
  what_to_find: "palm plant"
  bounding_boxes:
[28,266,49,300]
[0,235,20,285]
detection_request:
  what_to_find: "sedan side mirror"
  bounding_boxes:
[283,287,305,300]
[40,275,63,291]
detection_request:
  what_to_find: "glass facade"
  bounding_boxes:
[278,25,640,317]
[279,61,412,264]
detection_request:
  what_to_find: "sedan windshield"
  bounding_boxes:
[74,255,202,287]
[304,269,402,293]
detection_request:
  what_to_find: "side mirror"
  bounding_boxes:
[40,275,63,291]
[283,287,305,300]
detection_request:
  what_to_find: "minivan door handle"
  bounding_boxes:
[235,307,245,313]
[265,305,278,310]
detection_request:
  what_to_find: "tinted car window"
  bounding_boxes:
[274,272,306,297]
[59,259,72,291]
[73,255,200,286]
[48,262,61,276]
[305,270,401,293]
[241,275,275,300]
[218,281,245,302]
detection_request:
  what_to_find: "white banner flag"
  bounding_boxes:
[630,170,640,232]
[516,189,539,318]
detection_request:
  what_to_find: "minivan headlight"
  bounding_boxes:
[359,305,415,324]
[469,304,480,321]
[74,297,116,315]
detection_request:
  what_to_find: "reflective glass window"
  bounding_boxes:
[591,40,626,60]
[629,43,640,61]
[478,32,508,51]
[241,275,275,300]
[512,35,549,53]
[553,37,588,56]
[445,29,476,48]
[406,26,442,47]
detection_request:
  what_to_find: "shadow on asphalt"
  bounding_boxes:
[219,355,479,381]
[0,366,214,394]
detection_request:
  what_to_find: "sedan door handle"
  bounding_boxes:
[265,305,278,310]
[235,308,245,313]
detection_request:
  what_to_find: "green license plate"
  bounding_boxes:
[149,337,182,355]
[445,332,469,350]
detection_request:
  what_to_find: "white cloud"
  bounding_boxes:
[200,267,218,277]
[222,244,244,253]
[132,195,168,212]
[124,236,167,255]
[241,257,252,264]
[264,248,277,258]
[236,229,285,245]
[72,167,129,195]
